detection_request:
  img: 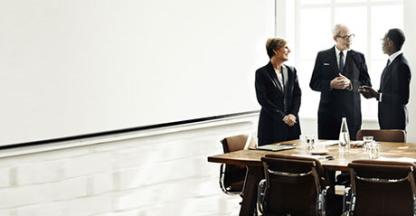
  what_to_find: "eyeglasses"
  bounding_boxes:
[381,37,391,42]
[337,34,355,40]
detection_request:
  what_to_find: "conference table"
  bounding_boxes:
[207,139,416,216]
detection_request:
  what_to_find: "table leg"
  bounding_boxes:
[325,170,344,216]
[239,166,264,216]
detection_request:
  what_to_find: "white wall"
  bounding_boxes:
[404,0,416,142]
[0,0,273,146]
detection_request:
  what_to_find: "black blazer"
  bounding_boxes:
[255,62,301,145]
[378,54,411,130]
[310,47,371,139]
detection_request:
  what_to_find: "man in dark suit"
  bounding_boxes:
[255,38,301,146]
[359,28,411,130]
[310,24,372,140]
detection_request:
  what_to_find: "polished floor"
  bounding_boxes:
[152,122,252,215]
[0,120,254,216]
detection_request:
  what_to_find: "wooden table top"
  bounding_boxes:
[208,139,416,172]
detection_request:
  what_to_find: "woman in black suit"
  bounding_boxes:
[255,38,301,146]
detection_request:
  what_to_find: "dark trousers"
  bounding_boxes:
[318,115,359,141]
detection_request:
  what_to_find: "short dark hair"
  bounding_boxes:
[386,28,405,51]
[266,38,287,59]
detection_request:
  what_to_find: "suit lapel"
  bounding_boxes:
[284,65,293,95]
[343,51,355,76]
[266,63,284,93]
[329,47,339,76]
[380,64,390,90]
[380,54,402,90]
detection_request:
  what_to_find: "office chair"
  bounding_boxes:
[356,129,406,142]
[258,154,329,216]
[346,160,416,216]
[219,134,250,194]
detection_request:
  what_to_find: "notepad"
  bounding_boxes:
[256,143,295,152]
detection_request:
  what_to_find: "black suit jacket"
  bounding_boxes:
[310,47,371,140]
[378,54,411,130]
[255,62,301,145]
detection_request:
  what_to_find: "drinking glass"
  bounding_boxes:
[363,136,374,153]
[368,141,379,159]
[304,135,315,152]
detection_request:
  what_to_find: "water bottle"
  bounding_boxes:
[338,117,350,153]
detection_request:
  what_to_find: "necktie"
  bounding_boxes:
[339,51,344,73]
[380,59,391,90]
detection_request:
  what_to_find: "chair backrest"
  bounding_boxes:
[260,154,327,216]
[356,129,406,142]
[348,160,416,216]
[219,134,248,193]
[221,134,248,153]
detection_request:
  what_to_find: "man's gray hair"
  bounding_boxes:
[332,24,347,37]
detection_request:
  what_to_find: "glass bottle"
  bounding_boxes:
[338,117,350,153]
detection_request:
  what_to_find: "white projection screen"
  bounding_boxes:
[0,0,275,146]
